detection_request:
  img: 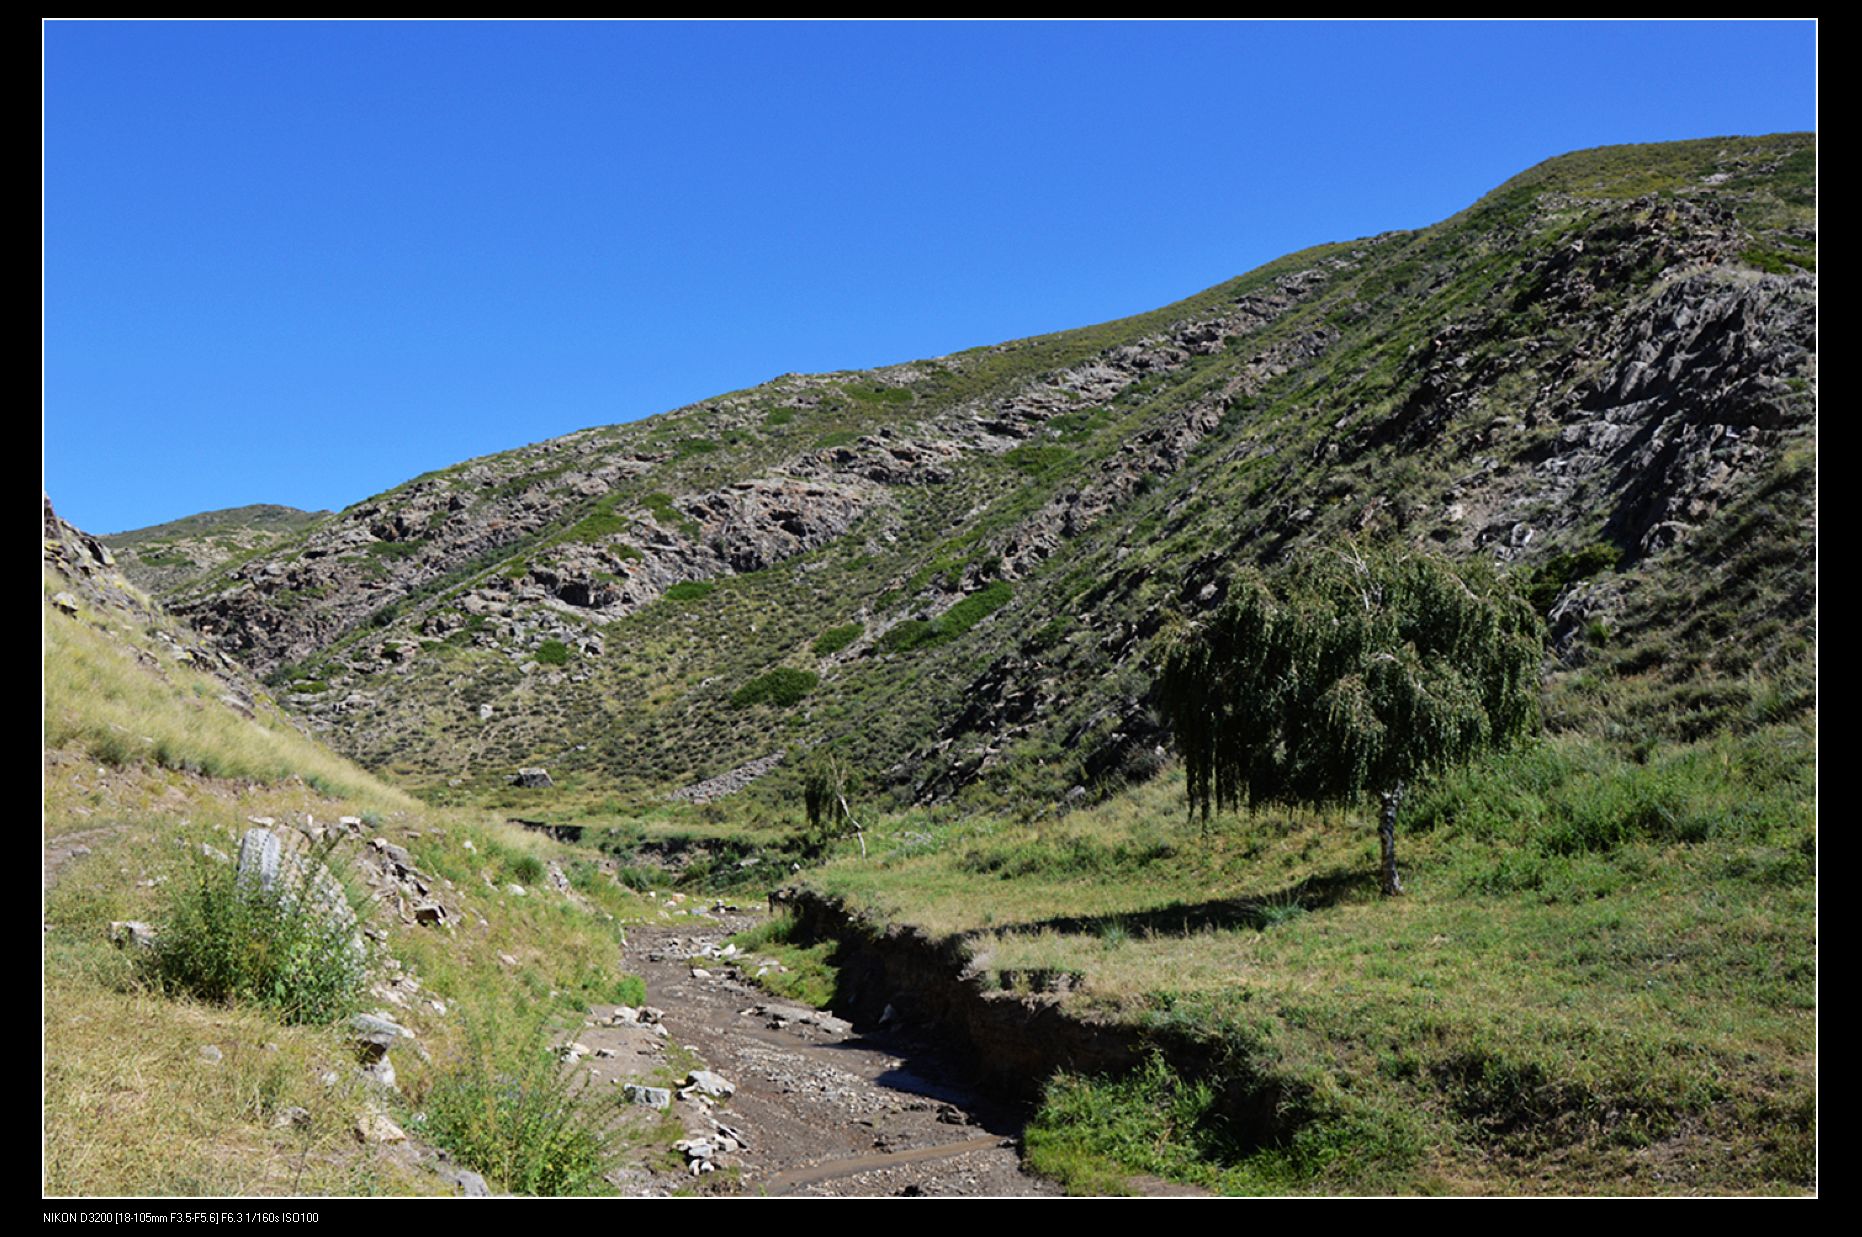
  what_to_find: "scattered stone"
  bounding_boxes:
[109,920,157,951]
[197,1044,223,1064]
[683,1070,736,1099]
[506,884,527,897]
[355,1109,407,1144]
[349,1012,411,1062]
[271,1106,311,1130]
[509,767,554,789]
[441,1166,490,1197]
[624,1084,672,1109]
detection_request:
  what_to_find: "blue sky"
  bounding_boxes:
[43,20,1816,534]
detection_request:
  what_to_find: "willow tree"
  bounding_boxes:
[1157,543,1542,895]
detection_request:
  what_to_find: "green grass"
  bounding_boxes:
[536,639,571,666]
[663,580,716,602]
[146,842,370,1026]
[412,1008,629,1196]
[795,726,1815,1195]
[727,911,840,1008]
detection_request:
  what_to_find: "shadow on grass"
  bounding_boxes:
[956,866,1376,948]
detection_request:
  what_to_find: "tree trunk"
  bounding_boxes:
[1378,783,1405,896]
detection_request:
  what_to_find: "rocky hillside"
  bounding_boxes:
[166,134,1816,807]
[104,504,333,596]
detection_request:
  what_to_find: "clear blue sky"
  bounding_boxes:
[44,20,1816,535]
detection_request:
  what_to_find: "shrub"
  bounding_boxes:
[415,1010,625,1195]
[880,583,1015,654]
[730,667,819,709]
[536,640,571,666]
[664,580,716,602]
[812,622,863,656]
[510,854,546,885]
[147,840,369,1025]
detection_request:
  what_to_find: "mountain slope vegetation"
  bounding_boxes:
[163,134,1813,821]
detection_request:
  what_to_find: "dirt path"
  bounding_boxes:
[587,913,1060,1197]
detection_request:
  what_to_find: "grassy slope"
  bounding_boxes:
[103,505,333,597]
[42,573,705,1195]
[788,724,1814,1195]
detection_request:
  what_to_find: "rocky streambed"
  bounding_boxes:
[605,913,1058,1197]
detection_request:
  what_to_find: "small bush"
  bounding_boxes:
[880,583,1015,654]
[416,1010,625,1195]
[147,842,369,1025]
[812,622,863,656]
[664,580,716,602]
[536,640,571,666]
[730,667,819,709]
[510,854,546,885]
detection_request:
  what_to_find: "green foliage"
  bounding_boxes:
[1740,246,1814,275]
[510,854,546,885]
[764,408,795,427]
[535,639,571,666]
[1004,444,1075,477]
[415,1010,625,1195]
[641,493,700,539]
[147,844,369,1025]
[877,619,935,653]
[843,382,913,406]
[663,580,716,602]
[565,494,628,543]
[730,667,818,709]
[1026,1052,1420,1195]
[879,582,1015,654]
[1160,543,1544,820]
[811,622,863,656]
[1520,542,1622,617]
[728,912,839,1008]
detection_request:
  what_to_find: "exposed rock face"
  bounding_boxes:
[687,479,873,573]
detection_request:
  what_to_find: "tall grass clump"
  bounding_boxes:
[415,1010,625,1195]
[147,842,370,1025]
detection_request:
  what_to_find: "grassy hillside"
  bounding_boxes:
[43,508,679,1195]
[165,134,1812,825]
[774,722,1814,1194]
[102,504,333,596]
